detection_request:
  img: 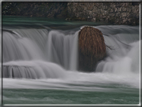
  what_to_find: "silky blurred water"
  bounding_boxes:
[2,16,141,105]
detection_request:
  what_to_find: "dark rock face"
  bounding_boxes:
[2,2,68,19]
[67,3,139,25]
[78,26,106,71]
[2,2,139,25]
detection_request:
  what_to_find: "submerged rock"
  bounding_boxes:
[78,26,106,71]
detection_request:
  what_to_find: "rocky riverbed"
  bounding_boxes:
[2,2,139,25]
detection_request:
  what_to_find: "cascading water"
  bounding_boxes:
[3,28,79,79]
[2,24,140,104]
[46,30,78,70]
[3,25,140,82]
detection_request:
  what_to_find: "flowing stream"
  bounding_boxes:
[2,17,140,104]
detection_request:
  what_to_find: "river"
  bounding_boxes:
[1,16,141,105]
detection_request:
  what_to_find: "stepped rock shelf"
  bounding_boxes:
[3,27,106,78]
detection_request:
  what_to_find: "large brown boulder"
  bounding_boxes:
[78,26,106,71]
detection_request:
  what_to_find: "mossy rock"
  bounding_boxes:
[78,26,106,72]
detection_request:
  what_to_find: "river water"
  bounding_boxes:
[1,16,141,105]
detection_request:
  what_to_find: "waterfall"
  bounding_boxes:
[95,25,140,74]
[47,30,78,70]
[2,28,79,79]
[3,61,66,79]
[2,25,140,86]
[3,31,45,62]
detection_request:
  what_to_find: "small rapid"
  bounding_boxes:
[2,25,140,90]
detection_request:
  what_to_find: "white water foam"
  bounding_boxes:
[47,30,79,70]
[2,25,140,90]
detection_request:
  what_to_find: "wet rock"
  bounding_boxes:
[78,26,106,72]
